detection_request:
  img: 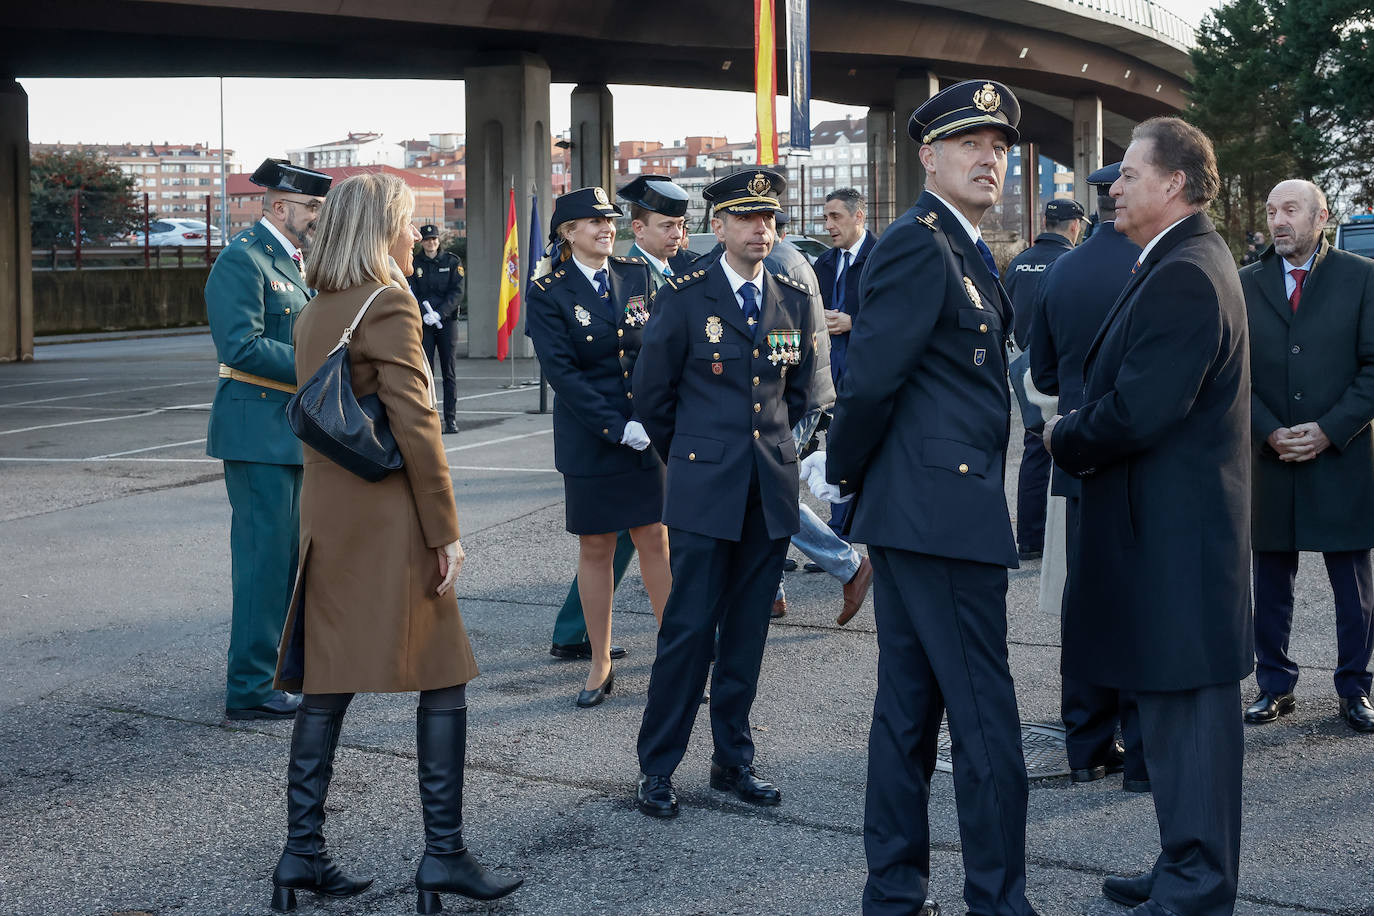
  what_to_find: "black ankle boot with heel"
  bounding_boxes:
[414,706,522,913]
[270,706,374,912]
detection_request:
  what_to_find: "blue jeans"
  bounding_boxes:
[777,501,863,600]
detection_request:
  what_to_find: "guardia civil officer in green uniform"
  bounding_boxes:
[206,158,331,720]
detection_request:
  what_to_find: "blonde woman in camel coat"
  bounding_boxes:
[267,172,520,915]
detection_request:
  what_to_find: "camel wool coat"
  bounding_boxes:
[274,282,477,694]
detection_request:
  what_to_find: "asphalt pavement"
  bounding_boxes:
[0,330,1370,916]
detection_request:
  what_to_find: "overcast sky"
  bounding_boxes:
[21,0,1220,173]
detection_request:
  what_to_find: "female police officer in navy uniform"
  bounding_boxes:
[525,187,672,708]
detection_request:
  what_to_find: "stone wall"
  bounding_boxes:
[32,267,209,335]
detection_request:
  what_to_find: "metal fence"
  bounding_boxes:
[1067,0,1197,48]
[31,189,224,271]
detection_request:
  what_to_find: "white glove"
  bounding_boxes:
[810,479,852,504]
[620,420,651,451]
[421,301,443,329]
[800,450,853,503]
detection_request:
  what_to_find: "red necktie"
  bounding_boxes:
[1289,268,1307,313]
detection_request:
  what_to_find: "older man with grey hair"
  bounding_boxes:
[1241,178,1374,735]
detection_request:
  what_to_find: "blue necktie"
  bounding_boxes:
[740,282,760,335]
[833,250,851,311]
[594,269,609,300]
[662,262,673,278]
[975,237,999,280]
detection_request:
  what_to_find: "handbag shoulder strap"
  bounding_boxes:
[327,285,391,356]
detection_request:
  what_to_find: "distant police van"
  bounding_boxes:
[1336,212,1374,259]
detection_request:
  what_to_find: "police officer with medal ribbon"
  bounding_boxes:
[408,224,465,434]
[524,187,673,709]
[206,158,331,721]
[822,81,1041,916]
[631,167,817,819]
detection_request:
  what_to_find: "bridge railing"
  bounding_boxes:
[1066,0,1197,48]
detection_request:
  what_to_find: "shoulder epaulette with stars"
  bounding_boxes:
[774,273,812,295]
[664,267,711,292]
[611,254,645,265]
[913,207,939,232]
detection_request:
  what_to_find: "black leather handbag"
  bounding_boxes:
[287,285,404,482]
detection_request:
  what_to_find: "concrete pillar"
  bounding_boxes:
[893,70,940,213]
[464,55,551,359]
[0,79,33,362]
[1072,94,1103,212]
[865,107,895,233]
[568,84,614,194]
[1020,141,1037,244]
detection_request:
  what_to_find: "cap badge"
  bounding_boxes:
[973,83,1001,114]
[747,173,772,197]
[594,187,609,205]
[963,276,983,309]
[706,315,724,343]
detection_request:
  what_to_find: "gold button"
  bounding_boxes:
[840,479,848,485]
[688,452,697,460]
[753,430,760,439]
[623,371,629,378]
[713,352,720,359]
[754,403,761,413]
[618,329,624,337]
[626,392,633,399]
[284,307,291,314]
[979,323,987,333]
[586,335,594,341]
[752,376,760,385]
[260,392,267,399]
[753,348,760,357]
[958,463,969,474]
[603,428,609,434]
[618,350,624,357]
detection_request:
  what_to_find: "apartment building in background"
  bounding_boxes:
[287,132,404,170]
[30,141,235,220]
[226,165,445,235]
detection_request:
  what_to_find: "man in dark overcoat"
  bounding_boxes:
[1241,178,1374,734]
[1045,117,1251,916]
[1027,164,1147,789]
[631,168,816,819]
[824,79,1039,916]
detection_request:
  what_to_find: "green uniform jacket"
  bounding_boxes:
[206,222,311,465]
[627,243,670,292]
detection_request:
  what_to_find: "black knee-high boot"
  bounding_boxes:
[414,706,522,913]
[271,706,374,912]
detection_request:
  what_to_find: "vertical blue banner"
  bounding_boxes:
[786,0,811,154]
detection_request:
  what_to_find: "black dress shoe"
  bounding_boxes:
[1340,694,1374,733]
[1244,690,1296,724]
[1103,872,1151,907]
[803,561,823,573]
[1070,765,1107,783]
[782,557,798,572]
[636,773,678,818]
[920,902,939,916]
[1122,777,1152,793]
[549,641,627,660]
[442,421,459,434]
[575,668,613,708]
[709,762,781,806]
[1018,547,1042,561]
[226,691,301,720]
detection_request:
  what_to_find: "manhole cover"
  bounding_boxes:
[935,720,1069,780]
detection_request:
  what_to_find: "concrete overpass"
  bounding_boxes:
[0,0,1195,360]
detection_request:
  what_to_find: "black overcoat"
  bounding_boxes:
[525,255,661,478]
[1050,212,1253,691]
[826,192,1019,569]
[1241,240,1374,552]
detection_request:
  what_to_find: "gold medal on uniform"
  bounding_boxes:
[705,315,724,343]
[574,305,592,327]
[624,295,649,328]
[767,329,802,366]
[963,277,983,309]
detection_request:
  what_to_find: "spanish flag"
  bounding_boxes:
[496,185,520,361]
[754,0,779,166]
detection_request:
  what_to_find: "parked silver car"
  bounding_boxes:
[132,218,223,246]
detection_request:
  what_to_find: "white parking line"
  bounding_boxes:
[0,411,163,436]
[2,379,209,408]
[90,438,208,459]
[0,377,90,390]
[447,465,558,474]
[444,429,552,453]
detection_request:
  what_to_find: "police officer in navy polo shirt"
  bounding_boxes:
[632,167,817,819]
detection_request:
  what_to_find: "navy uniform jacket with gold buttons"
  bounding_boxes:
[526,255,659,478]
[827,191,1019,568]
[205,222,310,466]
[633,260,817,542]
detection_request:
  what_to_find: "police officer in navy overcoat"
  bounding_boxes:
[1027,163,1148,789]
[524,187,671,708]
[206,158,331,720]
[632,168,817,818]
[825,81,1040,916]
